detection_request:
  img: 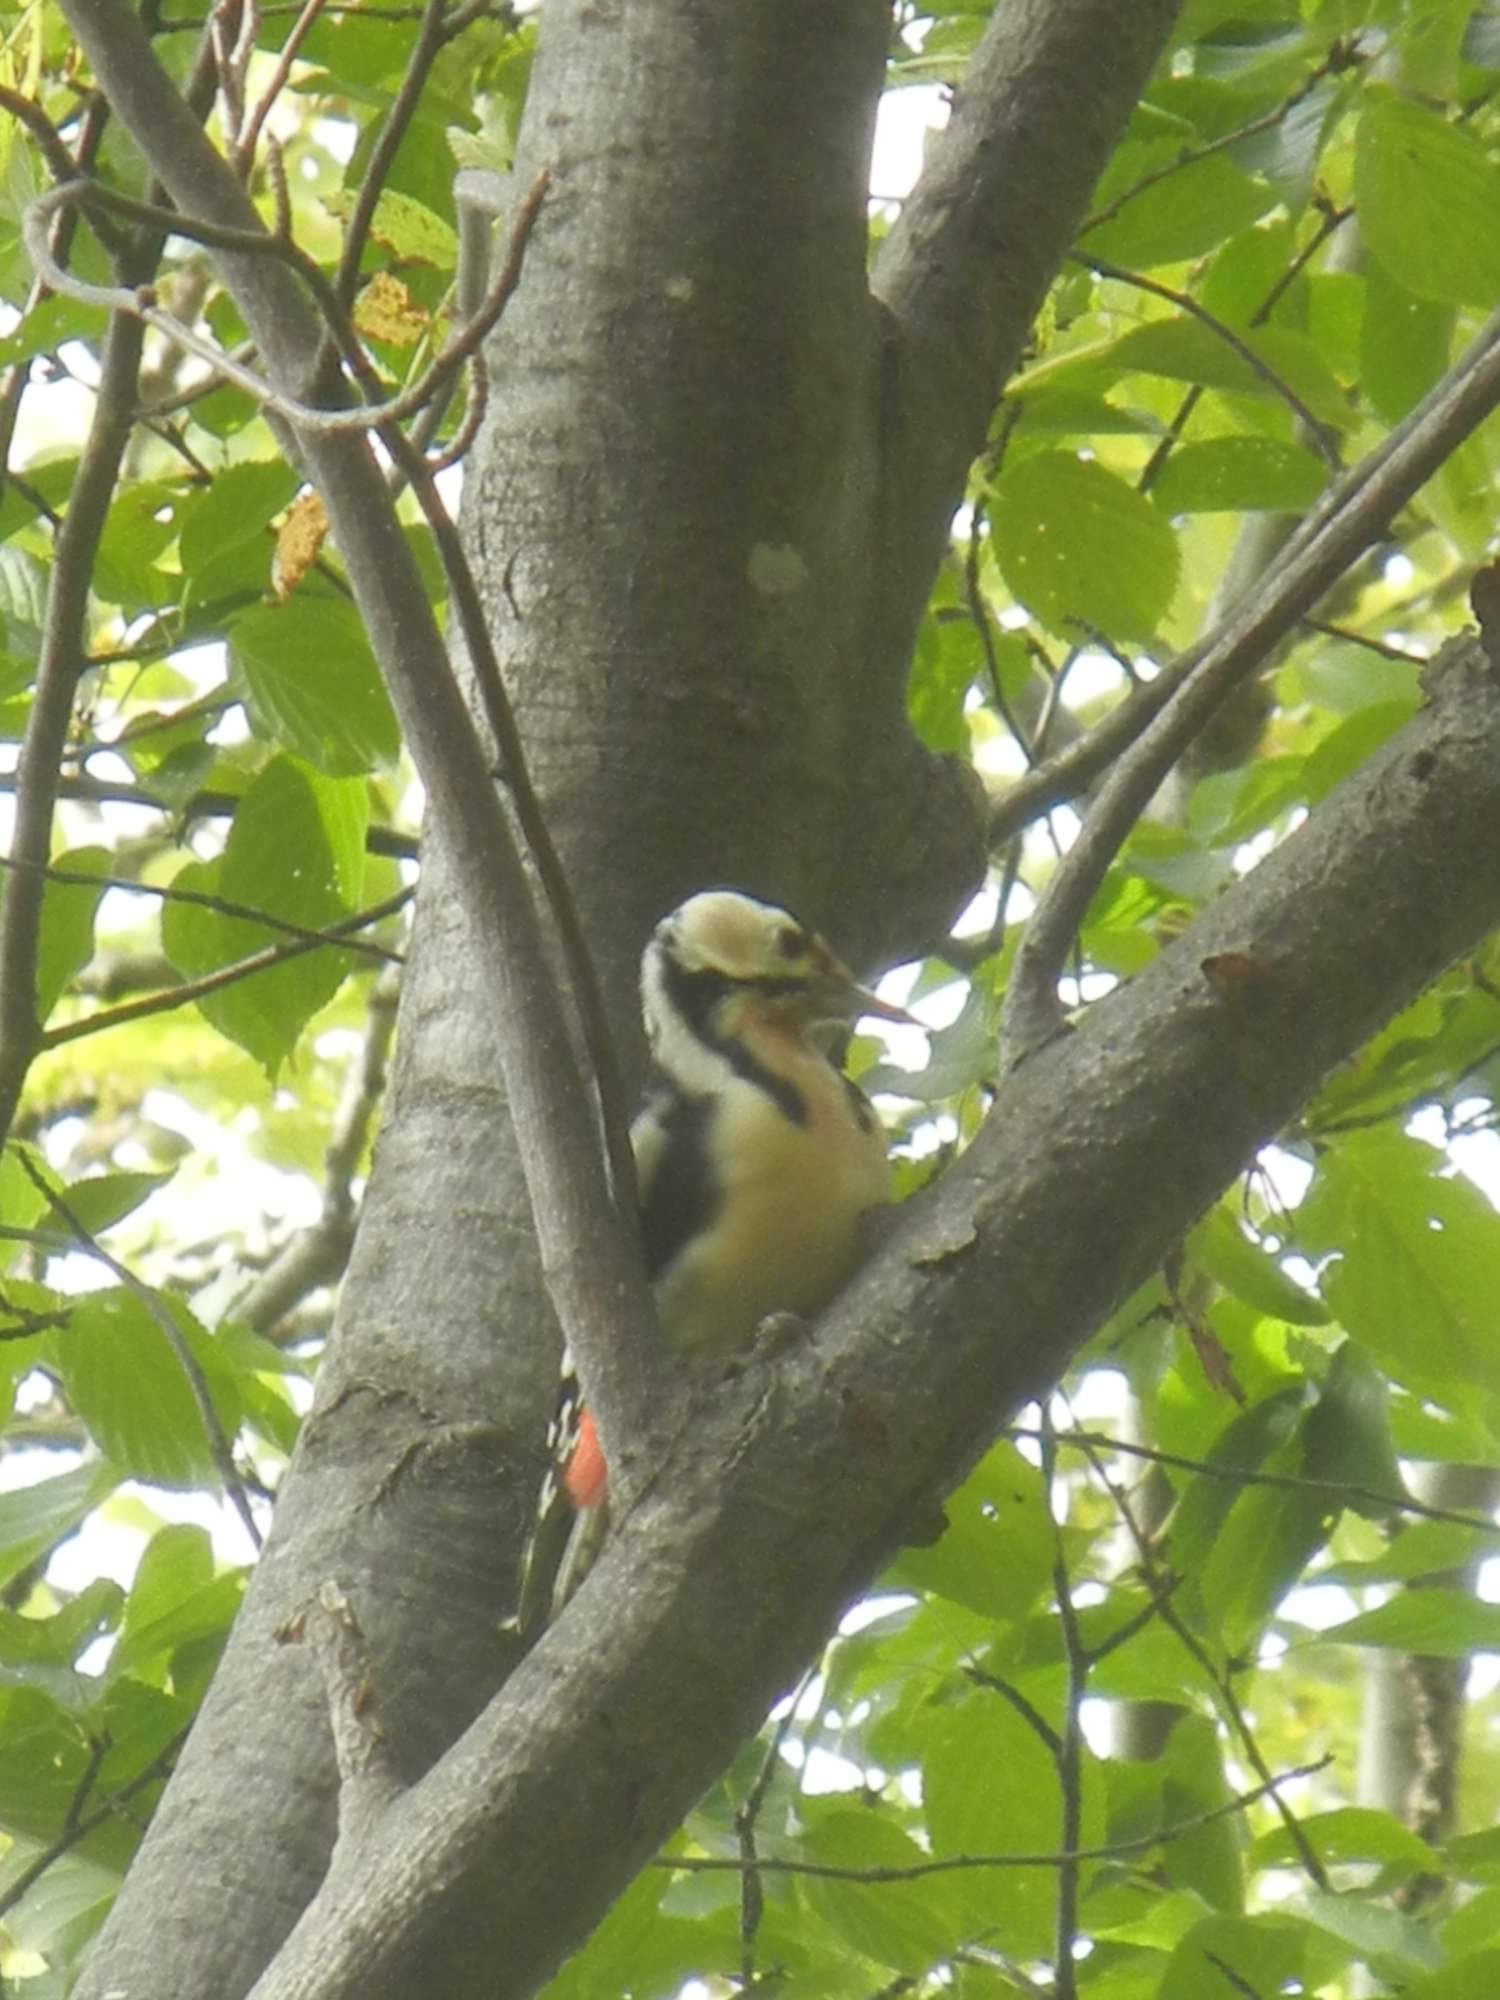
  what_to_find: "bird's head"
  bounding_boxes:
[642,889,913,1060]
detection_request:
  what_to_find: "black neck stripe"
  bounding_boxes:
[658,954,809,1127]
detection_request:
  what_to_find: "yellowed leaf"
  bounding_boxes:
[351,270,430,348]
[272,491,329,602]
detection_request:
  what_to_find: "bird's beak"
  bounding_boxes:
[811,962,921,1028]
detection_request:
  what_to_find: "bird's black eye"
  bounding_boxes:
[775,926,808,961]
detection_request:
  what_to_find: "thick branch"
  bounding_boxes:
[246,647,1500,2000]
[55,0,660,1492]
[1001,295,1500,1060]
[868,0,1182,636]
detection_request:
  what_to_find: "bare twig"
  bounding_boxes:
[16,1149,263,1551]
[0,1727,190,1926]
[655,1758,1332,1883]
[1019,1426,1499,1536]
[22,173,545,439]
[1070,251,1341,466]
[0,84,82,183]
[1069,1429,1331,1892]
[1203,1951,1265,1999]
[0,771,420,861]
[235,0,327,172]
[39,886,412,1050]
[962,1664,1061,1756]
[333,0,448,307]
[1078,38,1362,237]
[734,1663,820,1984]
[0,853,405,966]
[0,309,146,1148]
[1040,1412,1084,2000]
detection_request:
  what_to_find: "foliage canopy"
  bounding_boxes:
[3,1,1500,1996]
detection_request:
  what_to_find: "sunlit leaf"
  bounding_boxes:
[988,451,1179,642]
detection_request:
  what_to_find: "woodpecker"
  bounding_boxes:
[518,888,910,1628]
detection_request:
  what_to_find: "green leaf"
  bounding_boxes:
[1298,1130,1500,1412]
[1159,1911,1309,2000]
[924,1693,1101,1959]
[1104,317,1348,424]
[1393,1950,1500,2000]
[160,755,368,1074]
[797,1809,969,1973]
[0,1686,91,1840]
[907,610,983,754]
[988,452,1179,642]
[1356,94,1500,307]
[0,1462,120,1593]
[1086,151,1277,269]
[1299,1890,1442,1976]
[0,1578,123,1674]
[39,1168,176,1243]
[32,846,110,1023]
[0,1146,56,1274]
[323,185,457,269]
[230,596,400,774]
[0,294,106,368]
[178,459,301,602]
[889,1440,1054,1623]
[1199,1451,1329,1654]
[110,1526,245,1680]
[1149,436,1326,515]
[1318,1587,1500,1656]
[1361,260,1455,423]
[1188,1202,1329,1325]
[48,1288,242,1490]
[1166,1384,1306,1579]
[1158,1716,1242,1914]
[1298,1342,1408,1518]
[1253,1807,1440,1876]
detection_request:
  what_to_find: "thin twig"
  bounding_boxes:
[333,0,447,307]
[735,1663,820,1983]
[1040,1412,1083,2000]
[1069,252,1341,466]
[0,302,147,1150]
[22,174,542,439]
[0,853,405,966]
[1019,1426,1498,1535]
[233,966,399,1333]
[0,84,82,183]
[962,1664,1061,1756]
[315,182,638,1217]
[1069,1428,1331,1893]
[40,887,413,1050]
[235,0,327,172]
[16,1149,263,1551]
[1078,38,1362,237]
[1299,616,1429,665]
[0,1726,190,1926]
[1203,1951,1265,1999]
[0,771,421,861]
[654,1758,1332,1883]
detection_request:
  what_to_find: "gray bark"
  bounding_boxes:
[70,2,1182,1996]
[247,640,1500,2000]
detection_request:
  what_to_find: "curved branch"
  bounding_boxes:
[53,0,660,1498]
[868,0,1182,636]
[1001,292,1500,1062]
[242,645,1500,2000]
